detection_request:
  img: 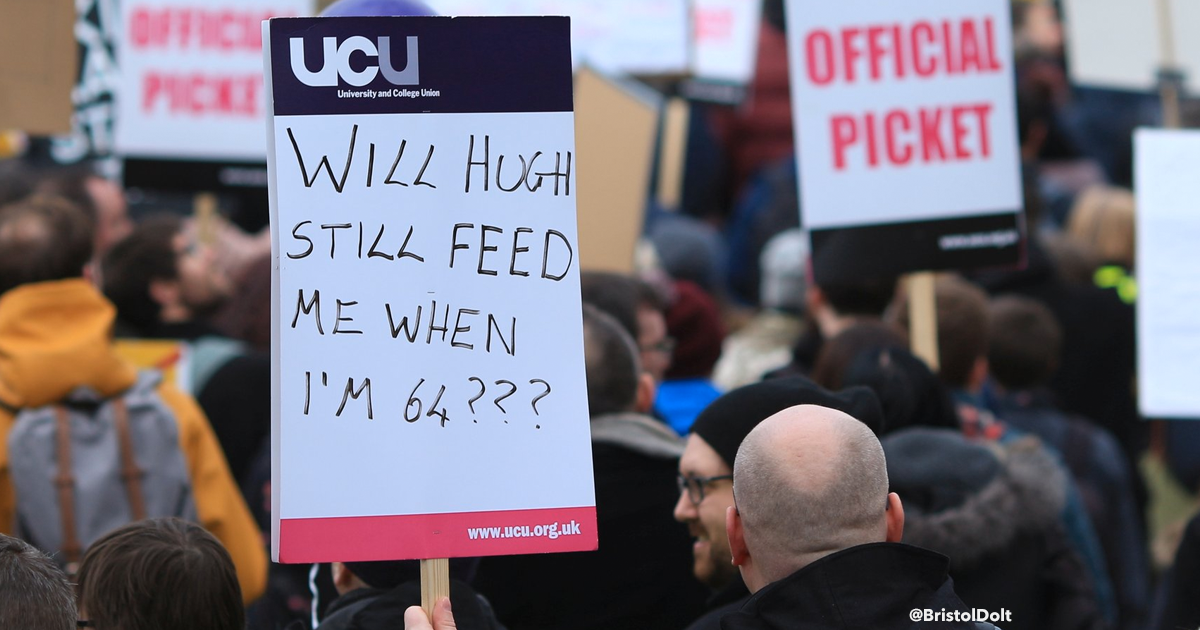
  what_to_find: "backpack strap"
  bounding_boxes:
[53,406,82,575]
[112,398,147,521]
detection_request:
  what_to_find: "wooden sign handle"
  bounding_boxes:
[193,192,218,247]
[907,272,940,372]
[420,558,450,620]
[1156,0,1183,129]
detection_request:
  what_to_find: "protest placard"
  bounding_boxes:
[685,0,763,103]
[0,0,75,135]
[1135,129,1200,418]
[265,15,597,563]
[1062,0,1200,94]
[575,68,659,273]
[425,0,689,76]
[116,0,310,192]
[785,0,1023,284]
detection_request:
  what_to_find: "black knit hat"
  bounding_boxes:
[690,375,885,468]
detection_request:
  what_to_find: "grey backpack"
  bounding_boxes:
[7,371,197,574]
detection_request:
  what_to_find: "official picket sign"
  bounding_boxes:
[116,0,310,191]
[685,0,763,104]
[785,0,1023,283]
[264,16,597,563]
[1135,129,1200,418]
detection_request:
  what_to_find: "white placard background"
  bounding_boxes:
[1063,0,1200,93]
[425,0,689,75]
[273,112,595,518]
[786,0,1022,231]
[1135,129,1200,418]
[692,0,762,85]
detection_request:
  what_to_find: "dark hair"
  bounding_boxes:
[102,215,183,333]
[76,518,243,630]
[580,272,643,340]
[843,347,961,436]
[582,303,641,416]
[0,159,36,208]
[816,276,898,317]
[811,321,908,391]
[0,196,94,296]
[34,164,101,223]
[214,252,272,352]
[895,276,990,389]
[988,295,1062,390]
[0,533,75,630]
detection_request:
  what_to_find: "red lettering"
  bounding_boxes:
[131,10,150,47]
[984,18,1002,71]
[892,24,906,79]
[831,115,858,170]
[867,26,888,80]
[912,22,937,76]
[919,108,947,162]
[972,103,993,157]
[220,11,236,50]
[959,20,983,73]
[941,20,957,74]
[864,112,879,166]
[951,105,972,159]
[884,110,913,165]
[142,73,164,112]
[841,27,863,83]
[806,30,836,85]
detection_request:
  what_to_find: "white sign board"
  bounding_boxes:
[1135,129,1200,418]
[785,0,1023,283]
[265,16,597,562]
[1062,0,1200,93]
[117,0,310,164]
[425,0,689,75]
[692,0,762,86]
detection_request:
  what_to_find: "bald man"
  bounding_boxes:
[721,405,999,630]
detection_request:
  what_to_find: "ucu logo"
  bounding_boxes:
[289,36,419,87]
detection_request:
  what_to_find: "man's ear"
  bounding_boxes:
[885,492,905,543]
[634,372,657,414]
[726,505,749,567]
[968,357,989,391]
[148,277,180,309]
[331,562,353,590]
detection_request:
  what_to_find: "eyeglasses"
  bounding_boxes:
[642,337,676,355]
[677,473,733,506]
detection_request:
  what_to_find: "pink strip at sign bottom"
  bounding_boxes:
[277,506,598,562]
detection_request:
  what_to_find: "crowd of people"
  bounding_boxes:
[1,0,1200,628]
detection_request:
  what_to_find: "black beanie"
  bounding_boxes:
[690,375,885,468]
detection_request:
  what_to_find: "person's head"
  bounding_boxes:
[664,281,725,380]
[103,215,232,332]
[988,295,1062,391]
[579,271,672,383]
[842,346,961,436]
[807,274,899,338]
[759,228,808,315]
[1066,185,1136,269]
[0,534,75,630]
[35,165,131,259]
[727,405,902,592]
[0,195,94,297]
[675,377,884,588]
[894,275,990,391]
[76,518,243,630]
[810,320,908,391]
[582,303,653,417]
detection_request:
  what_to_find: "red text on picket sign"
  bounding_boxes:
[804,17,1005,171]
[142,72,261,117]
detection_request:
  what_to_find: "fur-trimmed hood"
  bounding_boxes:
[883,428,1067,571]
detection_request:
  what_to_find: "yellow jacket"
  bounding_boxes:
[0,279,267,603]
